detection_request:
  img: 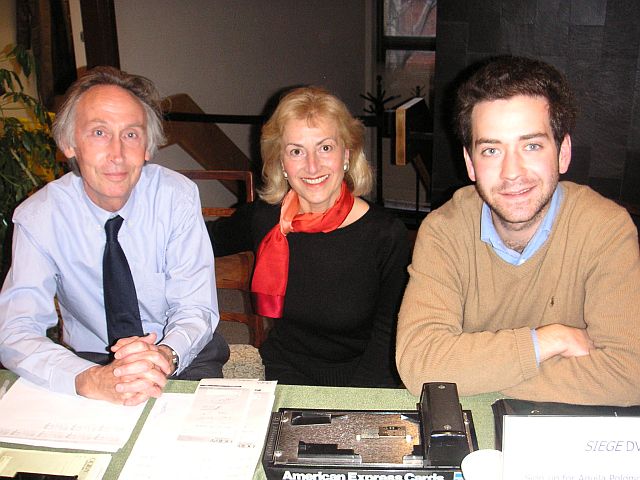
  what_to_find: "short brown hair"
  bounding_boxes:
[455,55,577,152]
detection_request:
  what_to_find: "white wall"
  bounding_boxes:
[0,0,16,47]
[3,1,422,208]
[68,0,86,69]
[114,1,367,156]
[114,0,368,206]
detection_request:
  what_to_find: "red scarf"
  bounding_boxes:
[251,182,354,318]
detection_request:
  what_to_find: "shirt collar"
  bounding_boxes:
[480,184,564,265]
[75,166,147,226]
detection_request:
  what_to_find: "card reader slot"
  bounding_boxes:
[290,411,347,426]
[297,441,362,464]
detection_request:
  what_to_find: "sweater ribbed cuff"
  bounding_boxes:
[514,327,539,381]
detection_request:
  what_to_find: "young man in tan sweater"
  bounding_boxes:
[396,56,640,406]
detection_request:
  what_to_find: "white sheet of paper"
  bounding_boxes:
[120,379,276,480]
[502,415,640,479]
[118,393,195,480]
[0,448,111,480]
[177,378,276,445]
[0,378,145,452]
[177,381,253,444]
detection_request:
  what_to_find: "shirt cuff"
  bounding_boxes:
[50,356,98,396]
[531,328,541,365]
[158,343,179,375]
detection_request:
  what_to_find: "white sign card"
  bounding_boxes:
[502,415,640,479]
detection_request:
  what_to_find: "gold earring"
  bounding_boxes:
[283,171,288,179]
[343,163,349,172]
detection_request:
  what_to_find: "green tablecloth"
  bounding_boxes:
[0,370,503,479]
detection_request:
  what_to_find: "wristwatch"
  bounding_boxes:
[160,344,179,373]
[169,348,179,371]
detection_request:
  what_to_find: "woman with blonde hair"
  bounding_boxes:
[209,87,409,386]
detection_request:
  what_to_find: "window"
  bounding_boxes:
[375,0,436,212]
[378,0,437,103]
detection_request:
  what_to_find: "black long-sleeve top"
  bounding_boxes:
[208,200,410,387]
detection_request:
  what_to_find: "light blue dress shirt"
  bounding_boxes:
[480,185,563,362]
[480,185,563,265]
[0,164,219,395]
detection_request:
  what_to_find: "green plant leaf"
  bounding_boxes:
[13,45,32,78]
[1,42,58,278]
[0,70,7,93]
[9,70,24,92]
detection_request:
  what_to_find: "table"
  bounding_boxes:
[0,370,503,479]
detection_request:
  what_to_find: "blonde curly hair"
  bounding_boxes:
[259,86,372,204]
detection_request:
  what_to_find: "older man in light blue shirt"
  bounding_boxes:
[0,67,228,405]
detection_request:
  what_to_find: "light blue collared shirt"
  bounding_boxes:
[0,164,218,395]
[480,185,563,266]
[480,185,564,362]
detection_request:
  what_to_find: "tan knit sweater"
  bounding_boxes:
[397,182,640,405]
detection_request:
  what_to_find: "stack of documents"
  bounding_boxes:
[119,378,276,480]
[0,378,145,452]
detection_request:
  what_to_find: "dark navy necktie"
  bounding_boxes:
[103,215,144,346]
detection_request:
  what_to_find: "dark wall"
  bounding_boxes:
[431,0,640,208]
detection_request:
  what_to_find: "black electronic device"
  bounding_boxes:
[419,382,470,468]
[262,382,477,480]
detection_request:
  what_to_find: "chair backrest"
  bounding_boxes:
[178,169,265,348]
[177,169,254,218]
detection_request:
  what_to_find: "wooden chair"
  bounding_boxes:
[177,169,254,216]
[178,169,266,348]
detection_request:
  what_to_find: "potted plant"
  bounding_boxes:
[0,43,62,282]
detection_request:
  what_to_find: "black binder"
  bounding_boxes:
[491,399,640,449]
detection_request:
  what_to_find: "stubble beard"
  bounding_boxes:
[476,173,559,235]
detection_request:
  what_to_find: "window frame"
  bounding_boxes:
[376,0,437,63]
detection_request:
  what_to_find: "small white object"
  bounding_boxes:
[461,448,503,480]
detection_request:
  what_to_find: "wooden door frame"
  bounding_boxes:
[80,0,120,69]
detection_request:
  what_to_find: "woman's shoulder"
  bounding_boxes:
[338,200,409,256]
[341,197,370,226]
[358,200,407,233]
[350,202,411,265]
